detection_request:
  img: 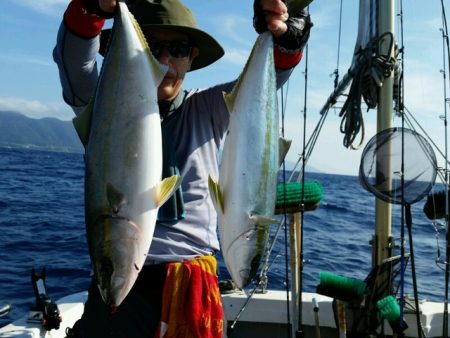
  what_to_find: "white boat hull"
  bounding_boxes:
[1,290,448,338]
[223,290,450,338]
[0,291,86,338]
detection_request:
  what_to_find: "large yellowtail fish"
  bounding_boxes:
[209,32,291,289]
[73,1,180,308]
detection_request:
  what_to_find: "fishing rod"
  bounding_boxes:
[397,0,407,331]
[280,60,293,338]
[294,29,309,338]
[439,0,450,336]
[0,304,11,318]
[395,1,427,335]
[331,0,344,90]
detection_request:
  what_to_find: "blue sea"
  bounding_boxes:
[0,147,447,328]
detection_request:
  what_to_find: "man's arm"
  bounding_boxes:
[52,0,113,115]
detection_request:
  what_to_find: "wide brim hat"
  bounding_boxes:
[99,0,224,71]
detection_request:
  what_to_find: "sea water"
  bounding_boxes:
[0,147,446,327]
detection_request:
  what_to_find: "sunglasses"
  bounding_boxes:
[148,39,193,59]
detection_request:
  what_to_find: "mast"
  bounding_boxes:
[374,0,394,272]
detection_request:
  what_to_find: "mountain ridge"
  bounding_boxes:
[0,110,324,173]
[0,110,83,153]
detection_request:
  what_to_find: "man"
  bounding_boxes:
[54,0,311,337]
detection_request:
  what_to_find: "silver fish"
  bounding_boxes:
[73,1,180,308]
[209,32,291,289]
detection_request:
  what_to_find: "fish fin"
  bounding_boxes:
[278,137,292,167]
[223,34,266,114]
[250,214,277,226]
[106,182,126,213]
[123,2,167,86]
[223,91,236,114]
[208,176,224,214]
[73,98,94,147]
[155,175,182,207]
[128,8,168,85]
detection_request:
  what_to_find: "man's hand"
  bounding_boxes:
[98,0,116,14]
[259,0,289,38]
[80,0,116,18]
[254,0,312,53]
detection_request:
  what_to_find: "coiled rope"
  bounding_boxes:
[339,32,397,149]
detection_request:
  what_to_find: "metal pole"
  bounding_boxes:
[375,0,394,279]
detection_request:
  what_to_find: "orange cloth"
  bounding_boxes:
[155,256,224,338]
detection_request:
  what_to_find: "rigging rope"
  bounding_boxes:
[339,32,397,149]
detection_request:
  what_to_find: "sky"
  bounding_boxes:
[0,0,448,176]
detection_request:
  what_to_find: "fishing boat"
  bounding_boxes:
[1,0,450,337]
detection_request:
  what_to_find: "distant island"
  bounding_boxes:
[0,110,83,153]
[0,110,323,173]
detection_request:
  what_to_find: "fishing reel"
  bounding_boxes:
[0,303,11,318]
[28,268,62,331]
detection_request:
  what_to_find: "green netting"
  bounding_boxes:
[275,181,323,208]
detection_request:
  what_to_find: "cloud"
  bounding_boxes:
[207,14,254,67]
[212,14,254,47]
[308,1,342,30]
[403,60,444,117]
[0,53,53,67]
[222,48,250,66]
[0,97,73,121]
[282,114,371,175]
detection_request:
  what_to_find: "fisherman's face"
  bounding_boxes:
[144,29,199,102]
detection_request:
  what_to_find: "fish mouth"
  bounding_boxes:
[98,256,114,287]
[95,255,117,308]
[91,214,142,307]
